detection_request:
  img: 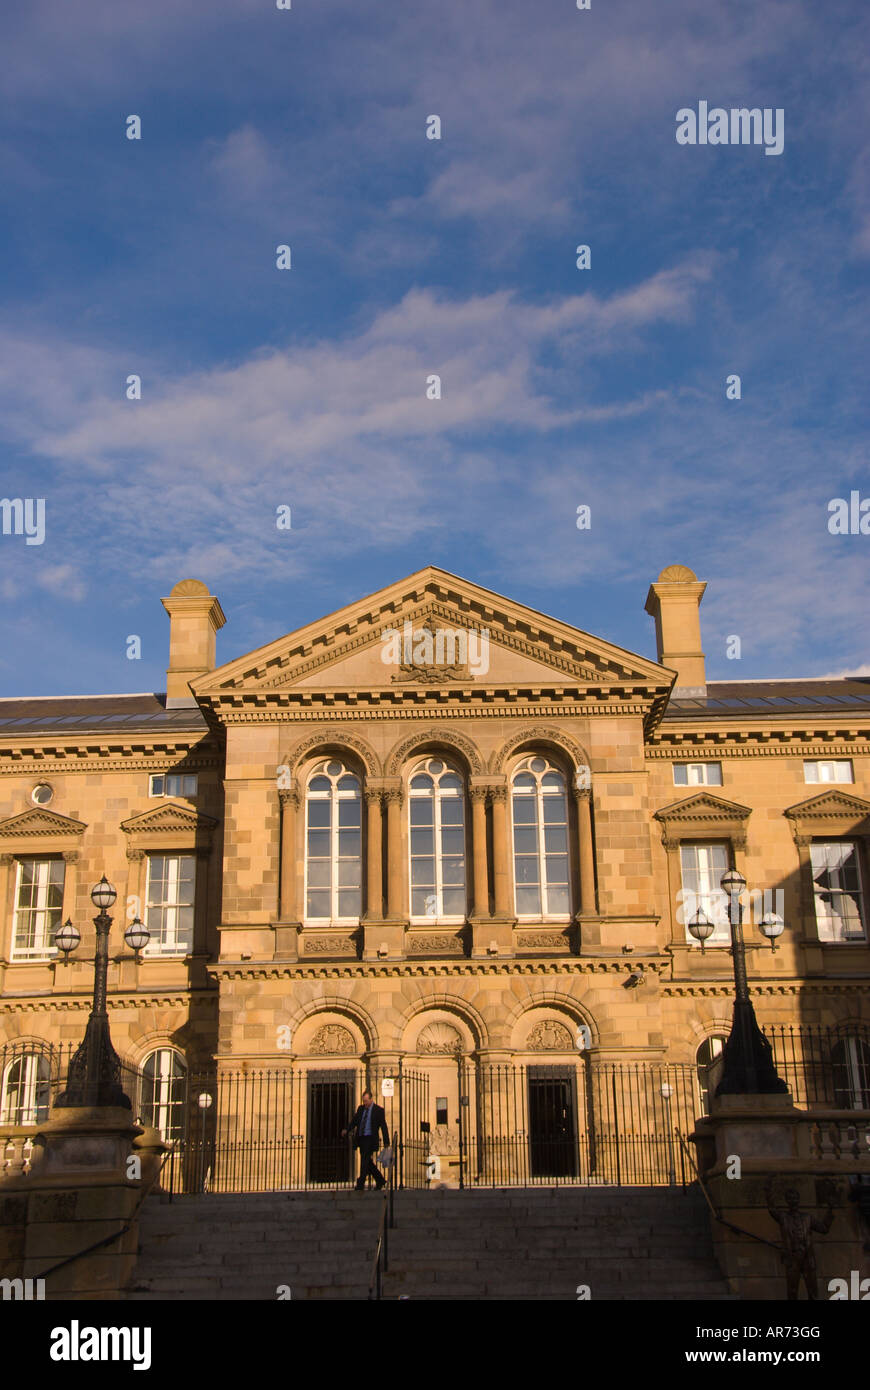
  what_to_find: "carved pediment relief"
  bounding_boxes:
[654,793,752,850]
[778,795,867,822]
[120,802,217,836]
[309,1024,356,1055]
[416,1021,463,1054]
[0,808,87,839]
[654,793,752,825]
[191,567,672,700]
[527,1020,574,1051]
[784,790,870,832]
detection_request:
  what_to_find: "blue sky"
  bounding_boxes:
[0,0,868,695]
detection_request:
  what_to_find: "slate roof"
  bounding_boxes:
[0,693,208,735]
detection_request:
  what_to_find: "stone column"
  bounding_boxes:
[365,789,383,921]
[574,788,597,915]
[279,788,300,921]
[470,787,489,919]
[385,786,405,922]
[490,786,511,918]
[275,788,301,961]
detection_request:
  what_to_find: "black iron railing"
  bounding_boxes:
[2,1026,868,1193]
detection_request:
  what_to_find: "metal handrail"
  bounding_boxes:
[36,1142,177,1283]
[368,1131,397,1300]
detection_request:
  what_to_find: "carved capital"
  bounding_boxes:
[469,787,488,805]
[364,789,383,808]
[385,788,404,807]
[489,786,508,805]
[61,851,79,864]
[572,786,592,804]
[278,787,301,809]
[0,854,13,867]
[126,848,145,862]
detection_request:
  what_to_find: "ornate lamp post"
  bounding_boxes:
[688,868,788,1096]
[54,876,150,1109]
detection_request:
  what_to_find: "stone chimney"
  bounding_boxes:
[161,579,226,708]
[644,564,707,697]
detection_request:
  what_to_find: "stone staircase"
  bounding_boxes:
[127,1185,735,1301]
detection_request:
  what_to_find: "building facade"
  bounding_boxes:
[1,565,869,1186]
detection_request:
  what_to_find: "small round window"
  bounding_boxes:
[31,784,53,806]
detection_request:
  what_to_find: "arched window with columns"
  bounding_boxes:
[304,760,362,922]
[511,756,571,917]
[408,757,467,922]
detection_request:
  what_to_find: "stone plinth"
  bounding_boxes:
[691,1092,870,1300]
[0,1104,164,1301]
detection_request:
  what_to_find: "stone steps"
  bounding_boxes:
[127,1186,736,1301]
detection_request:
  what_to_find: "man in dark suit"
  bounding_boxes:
[343,1090,390,1191]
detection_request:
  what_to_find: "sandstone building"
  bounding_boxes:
[1,565,868,1186]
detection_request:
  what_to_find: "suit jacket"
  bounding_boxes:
[348,1102,390,1148]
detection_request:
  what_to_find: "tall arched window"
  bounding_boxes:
[511,756,570,917]
[831,1035,870,1109]
[1,1049,51,1125]
[696,1035,727,1116]
[140,1048,188,1142]
[408,758,466,921]
[305,760,362,922]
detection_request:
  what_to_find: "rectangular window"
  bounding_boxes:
[679,842,731,945]
[435,1097,448,1125]
[149,773,198,797]
[673,762,723,787]
[810,841,866,942]
[145,854,196,955]
[12,857,64,960]
[803,760,853,784]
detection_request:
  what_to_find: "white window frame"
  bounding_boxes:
[673,762,723,787]
[144,854,196,956]
[408,758,467,925]
[810,840,866,943]
[149,773,198,798]
[1,1050,51,1125]
[11,857,64,960]
[510,756,572,921]
[303,761,362,925]
[803,760,853,784]
[679,842,732,946]
[140,1048,188,1142]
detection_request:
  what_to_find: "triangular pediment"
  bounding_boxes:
[784,790,870,823]
[655,792,752,824]
[192,567,673,699]
[120,802,217,835]
[0,807,87,838]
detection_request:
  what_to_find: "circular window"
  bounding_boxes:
[31,784,53,806]
[326,760,344,777]
[530,757,547,773]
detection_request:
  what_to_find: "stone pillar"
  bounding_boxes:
[574,788,597,915]
[473,785,514,956]
[691,1093,870,1300]
[490,786,511,918]
[0,1105,150,1300]
[275,788,301,960]
[385,786,405,922]
[470,787,489,918]
[365,790,383,922]
[279,788,300,920]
